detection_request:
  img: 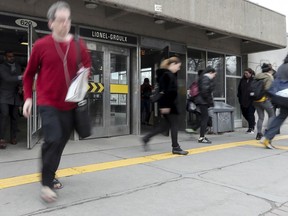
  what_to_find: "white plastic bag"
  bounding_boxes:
[65,67,89,102]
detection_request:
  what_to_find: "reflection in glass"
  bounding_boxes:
[226,77,241,120]
[208,52,224,98]
[226,55,241,76]
[110,54,128,126]
[187,49,206,73]
[88,51,104,127]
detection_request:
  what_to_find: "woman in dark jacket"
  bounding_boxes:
[195,66,217,143]
[142,56,188,155]
[237,68,256,134]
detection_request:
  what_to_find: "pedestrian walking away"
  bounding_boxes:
[194,66,217,144]
[22,1,91,202]
[252,63,276,140]
[0,50,23,149]
[141,56,188,155]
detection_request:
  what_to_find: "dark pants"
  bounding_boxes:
[199,104,209,137]
[0,103,19,140]
[240,105,255,129]
[141,99,151,123]
[144,113,179,148]
[39,106,74,188]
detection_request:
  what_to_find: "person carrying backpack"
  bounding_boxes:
[252,63,276,140]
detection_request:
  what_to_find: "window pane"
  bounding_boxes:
[187,49,206,73]
[226,55,241,76]
[208,52,224,98]
[226,77,242,120]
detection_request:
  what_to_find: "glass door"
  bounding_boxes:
[87,42,130,138]
[26,24,41,149]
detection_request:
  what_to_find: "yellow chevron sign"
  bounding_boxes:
[88,82,104,93]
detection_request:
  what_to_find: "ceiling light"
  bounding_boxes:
[84,1,98,9]
[206,31,215,36]
[154,18,165,25]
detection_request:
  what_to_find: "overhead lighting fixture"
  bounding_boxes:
[242,39,250,44]
[84,0,98,9]
[206,31,215,36]
[154,18,165,25]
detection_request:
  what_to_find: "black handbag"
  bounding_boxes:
[63,35,91,138]
[74,99,91,138]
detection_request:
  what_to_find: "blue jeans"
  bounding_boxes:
[254,99,275,134]
[265,107,288,140]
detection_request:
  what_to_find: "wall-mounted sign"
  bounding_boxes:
[80,27,137,45]
[154,4,162,12]
[15,18,37,28]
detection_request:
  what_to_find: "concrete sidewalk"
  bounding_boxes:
[1,124,288,216]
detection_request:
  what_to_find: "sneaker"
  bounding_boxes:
[260,137,275,149]
[172,147,189,155]
[141,137,150,151]
[40,186,57,203]
[185,128,197,133]
[198,137,212,144]
[255,133,263,140]
[246,128,254,134]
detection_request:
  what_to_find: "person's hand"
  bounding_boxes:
[160,108,171,114]
[23,98,32,118]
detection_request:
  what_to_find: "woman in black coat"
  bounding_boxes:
[142,56,188,155]
[195,66,217,143]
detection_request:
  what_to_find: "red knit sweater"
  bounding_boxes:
[23,34,91,110]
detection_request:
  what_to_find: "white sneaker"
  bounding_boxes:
[246,128,254,134]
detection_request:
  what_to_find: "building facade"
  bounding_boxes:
[0,0,286,148]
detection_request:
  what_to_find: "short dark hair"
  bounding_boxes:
[204,66,216,74]
[198,69,204,76]
[4,50,13,56]
[261,63,271,72]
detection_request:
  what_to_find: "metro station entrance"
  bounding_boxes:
[87,42,130,138]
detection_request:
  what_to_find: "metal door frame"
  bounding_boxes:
[89,42,130,138]
[26,24,41,149]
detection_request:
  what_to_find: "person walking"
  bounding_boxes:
[0,51,23,149]
[194,66,217,144]
[22,1,91,202]
[237,68,256,134]
[253,63,275,140]
[141,78,152,125]
[261,55,288,149]
[141,56,188,155]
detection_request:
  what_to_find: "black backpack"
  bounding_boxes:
[249,78,265,100]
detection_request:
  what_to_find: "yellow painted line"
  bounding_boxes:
[1,136,288,190]
[110,84,128,94]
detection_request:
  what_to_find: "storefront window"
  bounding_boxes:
[226,55,241,76]
[187,49,206,89]
[226,78,241,120]
[207,52,224,98]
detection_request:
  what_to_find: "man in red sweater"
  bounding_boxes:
[23,1,91,202]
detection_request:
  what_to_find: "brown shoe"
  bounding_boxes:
[10,138,17,145]
[0,139,7,149]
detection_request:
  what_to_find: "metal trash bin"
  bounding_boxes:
[209,102,234,134]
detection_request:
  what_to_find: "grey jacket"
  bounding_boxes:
[0,62,22,105]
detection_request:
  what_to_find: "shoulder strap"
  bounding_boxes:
[74,34,82,70]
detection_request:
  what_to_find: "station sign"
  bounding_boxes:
[80,27,137,45]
